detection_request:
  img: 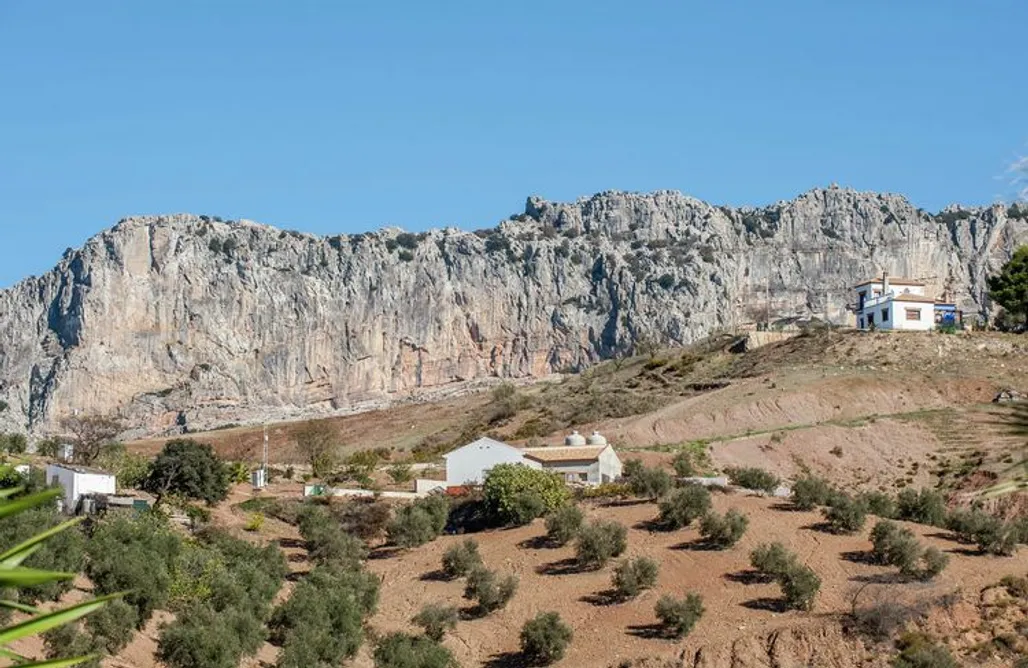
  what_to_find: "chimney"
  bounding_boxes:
[882,271,890,296]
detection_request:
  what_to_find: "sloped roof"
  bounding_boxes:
[443,437,520,458]
[522,445,606,463]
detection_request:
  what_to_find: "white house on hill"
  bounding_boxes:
[443,431,623,487]
[853,275,957,331]
[45,463,116,514]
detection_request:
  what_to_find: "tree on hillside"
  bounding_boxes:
[61,414,124,464]
[144,439,230,505]
[293,421,339,478]
[988,245,1028,327]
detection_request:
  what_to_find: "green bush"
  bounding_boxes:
[896,489,947,527]
[87,512,183,623]
[611,557,659,600]
[919,547,949,580]
[0,504,86,604]
[270,566,379,666]
[84,598,139,654]
[42,625,101,668]
[520,611,573,665]
[654,593,704,639]
[892,633,958,668]
[388,496,450,548]
[947,508,1018,556]
[822,494,868,534]
[441,539,482,579]
[0,433,27,454]
[387,463,414,484]
[144,439,230,505]
[298,504,368,566]
[544,504,584,546]
[779,564,821,611]
[657,484,711,529]
[858,491,897,519]
[672,451,695,477]
[373,632,457,668]
[698,509,749,548]
[725,467,780,494]
[509,490,547,526]
[158,605,265,668]
[335,498,393,540]
[412,603,459,642]
[790,476,835,510]
[622,458,644,479]
[628,466,673,500]
[463,567,518,615]
[869,521,948,581]
[575,520,628,569]
[749,542,798,579]
[483,464,570,525]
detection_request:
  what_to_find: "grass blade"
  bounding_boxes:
[0,567,75,588]
[0,593,121,646]
[10,656,100,667]
[0,518,83,566]
[0,490,61,520]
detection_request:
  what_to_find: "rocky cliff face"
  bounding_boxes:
[2,187,1026,436]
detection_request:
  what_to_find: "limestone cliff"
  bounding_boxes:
[1,187,1026,435]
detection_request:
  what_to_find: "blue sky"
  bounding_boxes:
[1,1,1026,287]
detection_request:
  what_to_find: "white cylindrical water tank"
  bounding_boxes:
[586,431,607,446]
[564,430,586,446]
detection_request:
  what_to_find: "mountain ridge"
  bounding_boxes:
[1,186,1026,437]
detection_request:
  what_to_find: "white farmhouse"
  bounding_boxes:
[442,431,623,487]
[45,463,116,514]
[853,275,956,331]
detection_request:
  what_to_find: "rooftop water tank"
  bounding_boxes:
[586,431,608,446]
[564,430,586,446]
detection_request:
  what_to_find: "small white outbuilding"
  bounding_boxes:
[443,437,535,487]
[45,463,116,514]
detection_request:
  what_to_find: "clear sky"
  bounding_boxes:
[1,1,1026,287]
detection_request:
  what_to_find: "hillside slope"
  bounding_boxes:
[2,188,1026,435]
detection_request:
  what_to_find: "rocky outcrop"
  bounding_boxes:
[1,187,1026,436]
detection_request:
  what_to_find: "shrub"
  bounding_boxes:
[87,512,183,623]
[919,546,949,580]
[158,605,265,668]
[657,485,711,529]
[144,439,230,505]
[822,494,868,534]
[892,633,958,668]
[698,509,749,548]
[790,476,835,510]
[858,491,897,519]
[896,489,947,527]
[622,459,644,479]
[85,598,139,654]
[545,504,584,546]
[654,593,704,639]
[483,464,570,525]
[244,513,264,532]
[749,542,798,579]
[947,508,1018,556]
[373,632,457,668]
[520,612,573,665]
[509,490,547,526]
[779,564,821,611]
[387,463,413,484]
[298,505,368,566]
[463,567,518,615]
[388,496,449,548]
[725,467,780,494]
[270,566,379,665]
[412,603,459,642]
[0,504,86,604]
[441,539,482,579]
[611,557,659,600]
[336,498,393,540]
[628,466,673,500]
[672,451,695,477]
[870,521,920,569]
[575,520,628,569]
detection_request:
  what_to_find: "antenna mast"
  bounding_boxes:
[262,425,269,473]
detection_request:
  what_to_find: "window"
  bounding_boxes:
[578,472,588,481]
[882,308,889,321]
[868,312,874,324]
[906,308,921,321]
